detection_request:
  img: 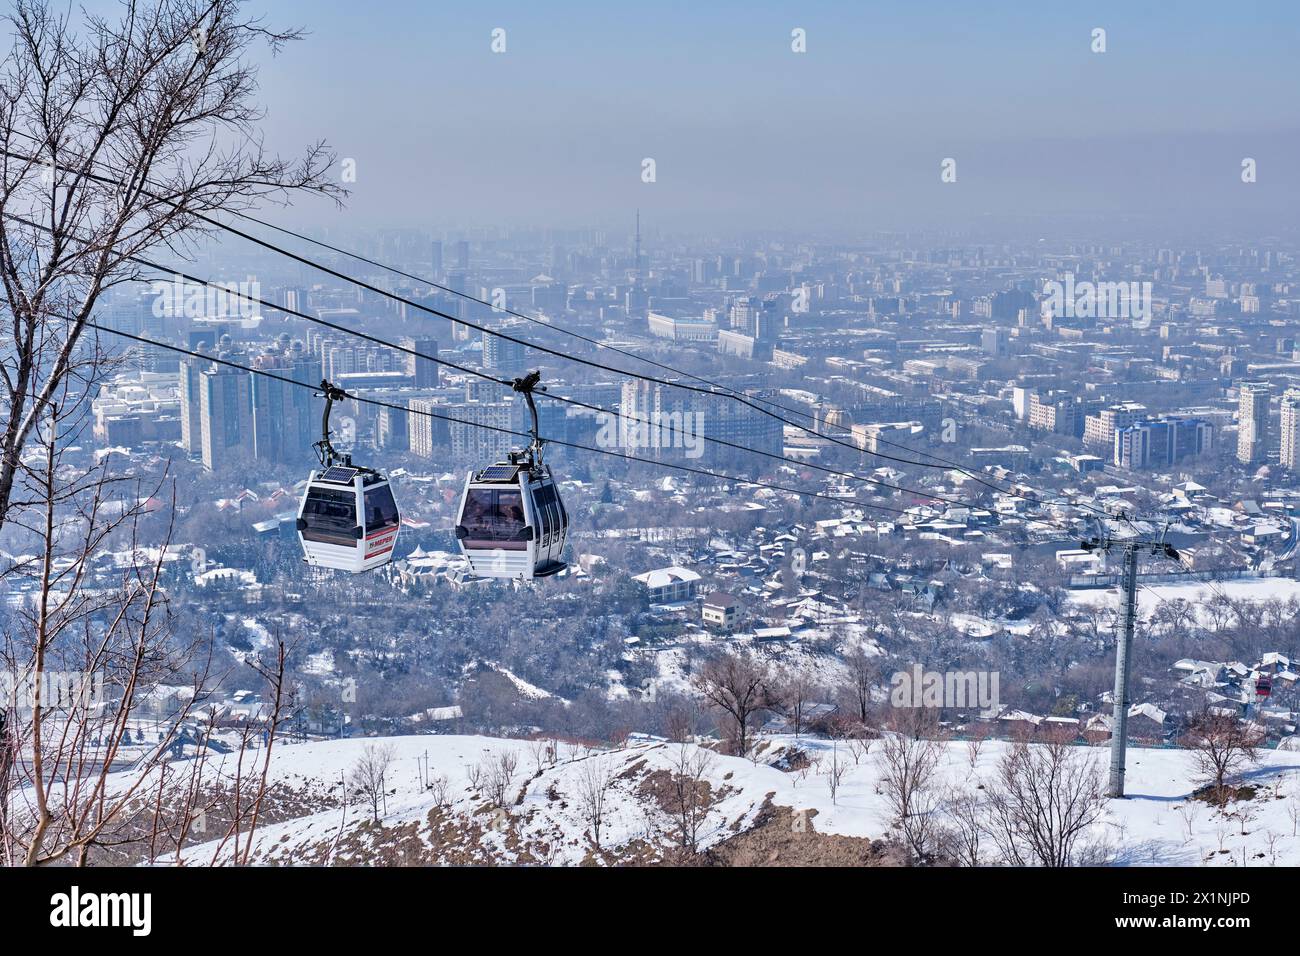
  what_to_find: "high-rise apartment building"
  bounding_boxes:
[407,397,451,459]
[1281,388,1300,469]
[430,240,443,280]
[250,348,321,465]
[178,358,204,456]
[402,336,440,387]
[1083,403,1146,451]
[199,362,253,473]
[1237,382,1271,465]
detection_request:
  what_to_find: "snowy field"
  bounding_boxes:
[121,732,1300,867]
[1070,576,1300,624]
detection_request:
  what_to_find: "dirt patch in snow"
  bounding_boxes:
[706,798,905,867]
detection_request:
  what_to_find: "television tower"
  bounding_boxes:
[634,209,642,285]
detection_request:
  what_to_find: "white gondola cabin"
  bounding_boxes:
[454,370,568,580]
[295,380,400,573]
[297,465,401,572]
[455,456,567,579]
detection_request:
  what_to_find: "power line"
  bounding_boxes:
[72,319,917,515]
[212,207,1122,519]
[0,134,1047,475]
[3,207,986,514]
[0,135,1116,519]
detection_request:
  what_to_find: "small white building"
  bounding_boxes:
[701,592,739,630]
[632,565,701,603]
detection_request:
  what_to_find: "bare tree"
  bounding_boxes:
[0,0,340,530]
[528,738,550,777]
[694,651,768,756]
[348,744,395,825]
[662,743,716,858]
[981,740,1107,867]
[427,774,450,809]
[0,403,242,866]
[965,726,987,770]
[942,787,984,866]
[1176,802,1199,844]
[1181,711,1265,799]
[845,732,874,766]
[878,732,943,861]
[887,702,942,741]
[482,750,519,809]
[574,754,617,851]
[826,742,848,805]
[842,646,878,726]
[766,667,815,737]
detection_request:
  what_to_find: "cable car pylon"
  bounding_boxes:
[1080,518,1182,798]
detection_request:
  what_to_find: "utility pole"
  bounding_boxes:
[1081,528,1181,798]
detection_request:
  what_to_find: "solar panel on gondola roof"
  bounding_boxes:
[478,463,521,482]
[320,465,360,484]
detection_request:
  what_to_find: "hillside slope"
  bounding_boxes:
[158,734,1300,866]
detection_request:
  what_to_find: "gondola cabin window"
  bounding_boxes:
[364,484,400,532]
[300,487,358,546]
[461,488,528,549]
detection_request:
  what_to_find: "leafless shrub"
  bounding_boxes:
[826,743,848,805]
[981,740,1107,867]
[482,750,519,808]
[1176,802,1199,844]
[348,744,395,825]
[574,755,617,851]
[662,744,716,857]
[846,734,873,766]
[965,729,987,770]
[428,774,450,809]
[878,732,943,861]
[528,738,550,777]
[1181,711,1266,799]
[942,787,985,867]
[1264,829,1281,865]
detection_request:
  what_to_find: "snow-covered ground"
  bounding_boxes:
[1070,576,1300,625]
[136,732,1300,867]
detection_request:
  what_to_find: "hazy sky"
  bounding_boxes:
[153,1,1300,234]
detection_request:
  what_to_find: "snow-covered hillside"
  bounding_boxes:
[137,733,1300,866]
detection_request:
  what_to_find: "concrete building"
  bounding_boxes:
[1281,388,1300,470]
[1083,403,1146,452]
[1237,382,1271,465]
[198,361,253,474]
[1114,417,1213,470]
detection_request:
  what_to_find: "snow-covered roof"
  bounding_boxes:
[632,566,701,588]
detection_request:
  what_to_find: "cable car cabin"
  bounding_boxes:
[1256,676,1272,698]
[296,465,401,572]
[455,459,567,580]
